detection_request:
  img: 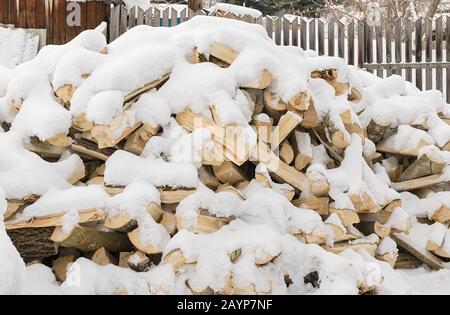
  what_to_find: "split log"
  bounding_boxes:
[263,91,287,122]
[252,114,272,144]
[291,131,312,171]
[91,247,118,266]
[5,209,105,230]
[216,184,244,200]
[392,233,444,270]
[397,152,446,182]
[176,110,250,166]
[124,74,169,103]
[124,123,160,155]
[307,170,330,197]
[253,141,309,191]
[119,252,133,268]
[391,174,448,192]
[127,228,164,254]
[271,111,302,150]
[300,101,321,129]
[162,249,194,272]
[104,185,196,204]
[47,133,71,148]
[291,197,329,215]
[323,242,377,256]
[311,69,350,96]
[288,92,310,112]
[366,120,390,144]
[377,137,430,157]
[279,141,294,165]
[198,166,222,190]
[350,191,378,213]
[104,203,164,233]
[70,138,115,161]
[160,211,177,235]
[25,140,66,159]
[127,251,150,272]
[51,226,133,253]
[213,161,253,185]
[91,115,142,149]
[55,84,76,107]
[7,227,58,262]
[348,87,362,102]
[329,208,360,226]
[210,42,239,65]
[176,211,232,234]
[52,255,78,282]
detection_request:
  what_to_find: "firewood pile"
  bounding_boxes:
[1,17,450,295]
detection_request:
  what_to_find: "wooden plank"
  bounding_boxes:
[365,22,373,69]
[425,17,432,90]
[348,20,354,65]
[282,17,289,46]
[338,21,344,58]
[52,0,63,44]
[0,0,8,24]
[9,0,18,26]
[128,6,136,29]
[357,20,364,68]
[35,0,46,29]
[415,18,423,90]
[385,20,392,77]
[265,16,273,39]
[255,15,262,25]
[18,0,27,28]
[318,19,325,56]
[300,18,306,50]
[375,24,383,77]
[169,7,177,26]
[109,5,120,41]
[327,20,334,56]
[291,17,298,47]
[76,1,87,39]
[44,0,51,44]
[405,18,413,81]
[26,0,36,28]
[394,18,402,76]
[391,174,448,192]
[392,234,444,270]
[274,16,281,45]
[152,7,160,27]
[436,16,443,92]
[308,18,315,51]
[179,8,187,24]
[136,7,144,26]
[161,8,169,27]
[119,5,127,36]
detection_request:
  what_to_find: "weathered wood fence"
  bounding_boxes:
[0,0,108,45]
[1,2,449,101]
[109,6,450,102]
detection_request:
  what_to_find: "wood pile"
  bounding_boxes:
[2,20,450,294]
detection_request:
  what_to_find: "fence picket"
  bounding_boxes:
[300,18,307,50]
[283,17,290,46]
[338,21,345,59]
[275,17,282,45]
[309,19,316,51]
[327,20,335,56]
[415,18,423,90]
[292,17,299,47]
[347,20,354,65]
[376,25,383,77]
[446,16,450,102]
[318,19,325,56]
[436,16,443,92]
[425,17,432,90]
[128,6,136,29]
[385,20,392,77]
[405,18,413,81]
[394,18,402,76]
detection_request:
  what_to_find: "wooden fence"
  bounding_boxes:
[109,6,450,102]
[0,0,109,45]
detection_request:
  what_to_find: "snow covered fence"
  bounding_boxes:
[109,6,450,103]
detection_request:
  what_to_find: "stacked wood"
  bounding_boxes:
[4,36,450,294]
